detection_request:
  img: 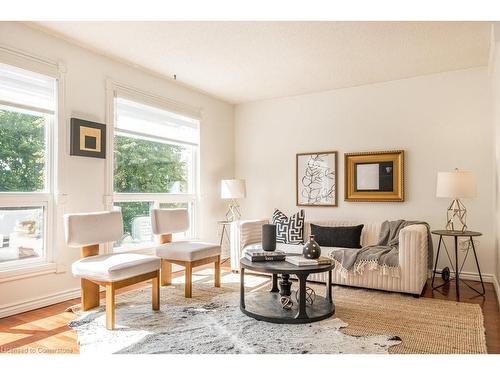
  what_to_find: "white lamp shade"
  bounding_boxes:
[221,179,246,199]
[436,171,476,198]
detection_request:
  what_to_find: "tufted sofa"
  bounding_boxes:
[230,219,429,296]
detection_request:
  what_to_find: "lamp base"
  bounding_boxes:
[225,200,241,222]
[446,199,468,232]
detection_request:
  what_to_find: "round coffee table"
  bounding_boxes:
[239,257,335,324]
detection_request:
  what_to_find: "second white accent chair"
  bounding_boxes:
[64,211,161,330]
[151,208,221,298]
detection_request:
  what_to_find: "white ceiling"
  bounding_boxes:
[33,21,491,104]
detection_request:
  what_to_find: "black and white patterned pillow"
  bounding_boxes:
[271,209,305,244]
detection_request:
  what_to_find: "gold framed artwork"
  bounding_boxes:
[344,150,404,202]
[296,151,337,207]
[70,118,106,159]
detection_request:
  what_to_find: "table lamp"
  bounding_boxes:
[436,169,476,232]
[221,179,246,221]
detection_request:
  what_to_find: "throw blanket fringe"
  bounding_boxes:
[354,260,401,278]
[332,258,401,279]
[331,258,350,279]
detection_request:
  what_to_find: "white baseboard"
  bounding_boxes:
[432,267,495,283]
[0,288,81,319]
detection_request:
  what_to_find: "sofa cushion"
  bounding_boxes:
[272,209,304,244]
[310,224,364,248]
[72,253,160,282]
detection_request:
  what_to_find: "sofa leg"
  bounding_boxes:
[412,293,421,299]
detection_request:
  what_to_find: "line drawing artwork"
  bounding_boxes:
[300,154,335,205]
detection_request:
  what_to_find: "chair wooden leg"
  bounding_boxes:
[81,278,100,311]
[185,263,192,298]
[105,284,116,330]
[152,271,160,311]
[214,255,221,288]
[160,259,172,286]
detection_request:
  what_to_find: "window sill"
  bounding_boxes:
[0,262,59,283]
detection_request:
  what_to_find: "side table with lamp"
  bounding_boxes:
[432,169,485,300]
[219,179,246,261]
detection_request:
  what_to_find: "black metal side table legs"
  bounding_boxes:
[469,236,486,296]
[431,230,485,300]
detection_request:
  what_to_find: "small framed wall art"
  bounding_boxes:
[344,150,404,202]
[296,151,337,207]
[70,118,106,159]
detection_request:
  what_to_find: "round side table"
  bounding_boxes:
[431,230,485,300]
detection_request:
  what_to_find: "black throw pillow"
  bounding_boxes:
[310,224,364,248]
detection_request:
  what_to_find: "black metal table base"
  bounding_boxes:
[240,292,335,324]
[431,231,485,300]
[240,267,334,324]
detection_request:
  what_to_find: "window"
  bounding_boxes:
[112,96,199,252]
[0,62,56,268]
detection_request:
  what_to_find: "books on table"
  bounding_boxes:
[244,248,286,262]
[285,256,332,266]
[243,246,333,265]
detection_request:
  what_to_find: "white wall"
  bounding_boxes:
[0,22,234,315]
[235,67,495,276]
[490,25,500,294]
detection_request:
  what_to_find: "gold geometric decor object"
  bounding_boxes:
[446,199,468,232]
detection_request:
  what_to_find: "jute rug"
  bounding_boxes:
[68,269,487,354]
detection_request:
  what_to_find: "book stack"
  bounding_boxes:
[285,256,332,266]
[244,248,286,262]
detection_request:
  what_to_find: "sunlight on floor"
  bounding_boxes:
[11,312,72,331]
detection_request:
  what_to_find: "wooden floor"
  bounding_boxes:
[0,265,498,354]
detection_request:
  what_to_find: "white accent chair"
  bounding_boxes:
[151,208,221,298]
[64,211,161,330]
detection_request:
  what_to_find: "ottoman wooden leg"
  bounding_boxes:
[185,263,192,298]
[81,278,100,311]
[160,259,172,286]
[214,255,221,288]
[105,284,116,330]
[152,271,160,311]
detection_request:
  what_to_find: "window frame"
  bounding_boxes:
[0,46,64,279]
[105,81,201,253]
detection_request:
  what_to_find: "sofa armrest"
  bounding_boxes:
[398,224,429,292]
[229,219,269,271]
[239,219,269,250]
